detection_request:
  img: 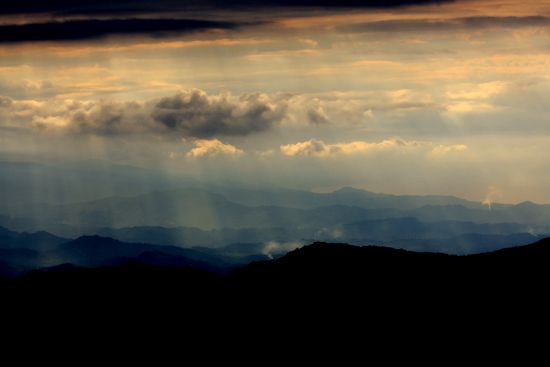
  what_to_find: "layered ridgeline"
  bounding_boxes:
[1,161,549,255]
[2,239,550,315]
[1,225,550,279]
[0,227,273,278]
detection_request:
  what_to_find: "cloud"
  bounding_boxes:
[0,18,239,43]
[262,240,304,259]
[66,100,148,134]
[446,82,509,101]
[152,89,288,138]
[281,138,467,157]
[0,89,289,138]
[0,1,455,43]
[431,144,468,154]
[0,96,13,108]
[306,99,330,125]
[186,139,244,158]
[0,1,453,16]
[307,108,330,125]
[340,16,550,34]
[280,138,416,157]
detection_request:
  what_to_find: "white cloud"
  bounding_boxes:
[262,241,304,259]
[186,139,244,158]
[281,138,468,158]
[280,138,420,157]
[0,89,290,137]
[431,144,468,154]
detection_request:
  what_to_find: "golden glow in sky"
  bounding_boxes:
[1,0,550,202]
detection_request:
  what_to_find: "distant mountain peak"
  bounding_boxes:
[332,186,377,196]
[334,186,365,193]
[515,201,537,208]
[64,235,124,249]
[72,235,121,243]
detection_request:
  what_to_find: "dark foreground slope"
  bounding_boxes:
[3,240,550,348]
[3,238,550,313]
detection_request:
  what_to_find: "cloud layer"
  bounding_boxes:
[340,16,550,34]
[0,89,289,138]
[280,139,467,157]
[0,19,239,43]
[186,139,244,158]
[0,0,454,43]
[152,90,287,138]
[0,1,452,16]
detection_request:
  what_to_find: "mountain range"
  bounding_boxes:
[4,238,550,313]
[0,228,269,277]
[2,160,550,257]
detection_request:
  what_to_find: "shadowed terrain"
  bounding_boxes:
[3,238,550,317]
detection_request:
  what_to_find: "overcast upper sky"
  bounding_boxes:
[1,0,550,203]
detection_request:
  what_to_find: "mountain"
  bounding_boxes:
[232,238,550,298]
[111,250,215,268]
[47,188,252,228]
[21,188,400,229]
[389,232,544,254]
[0,226,68,251]
[0,231,259,276]
[3,160,550,234]
[0,248,40,267]
[93,226,294,248]
[409,203,550,226]
[52,235,227,270]
[11,186,550,233]
[0,160,486,214]
[0,260,24,279]
[83,219,548,255]
[204,184,484,210]
[0,160,193,213]
[5,238,550,314]
[339,217,532,242]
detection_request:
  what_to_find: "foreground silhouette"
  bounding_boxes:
[3,238,550,318]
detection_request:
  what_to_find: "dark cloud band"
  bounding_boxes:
[0,1,454,43]
[0,90,289,138]
[0,1,453,16]
[340,16,550,33]
[0,18,239,43]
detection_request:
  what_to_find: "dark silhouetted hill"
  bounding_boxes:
[53,235,227,270]
[0,226,67,251]
[3,237,550,336]
[3,237,549,305]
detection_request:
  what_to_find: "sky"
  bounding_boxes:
[1,0,550,203]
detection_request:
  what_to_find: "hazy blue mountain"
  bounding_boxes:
[71,221,546,256]
[0,160,488,213]
[3,162,550,258]
[0,230,265,275]
[28,186,549,231]
[4,160,550,236]
[93,226,295,248]
[339,217,531,241]
[0,260,24,278]
[52,235,233,269]
[110,250,217,269]
[409,203,550,227]
[193,242,290,262]
[388,233,545,254]
[25,188,400,229]
[0,248,40,267]
[0,226,68,251]
[49,188,250,228]
[0,160,194,215]
[202,184,485,210]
